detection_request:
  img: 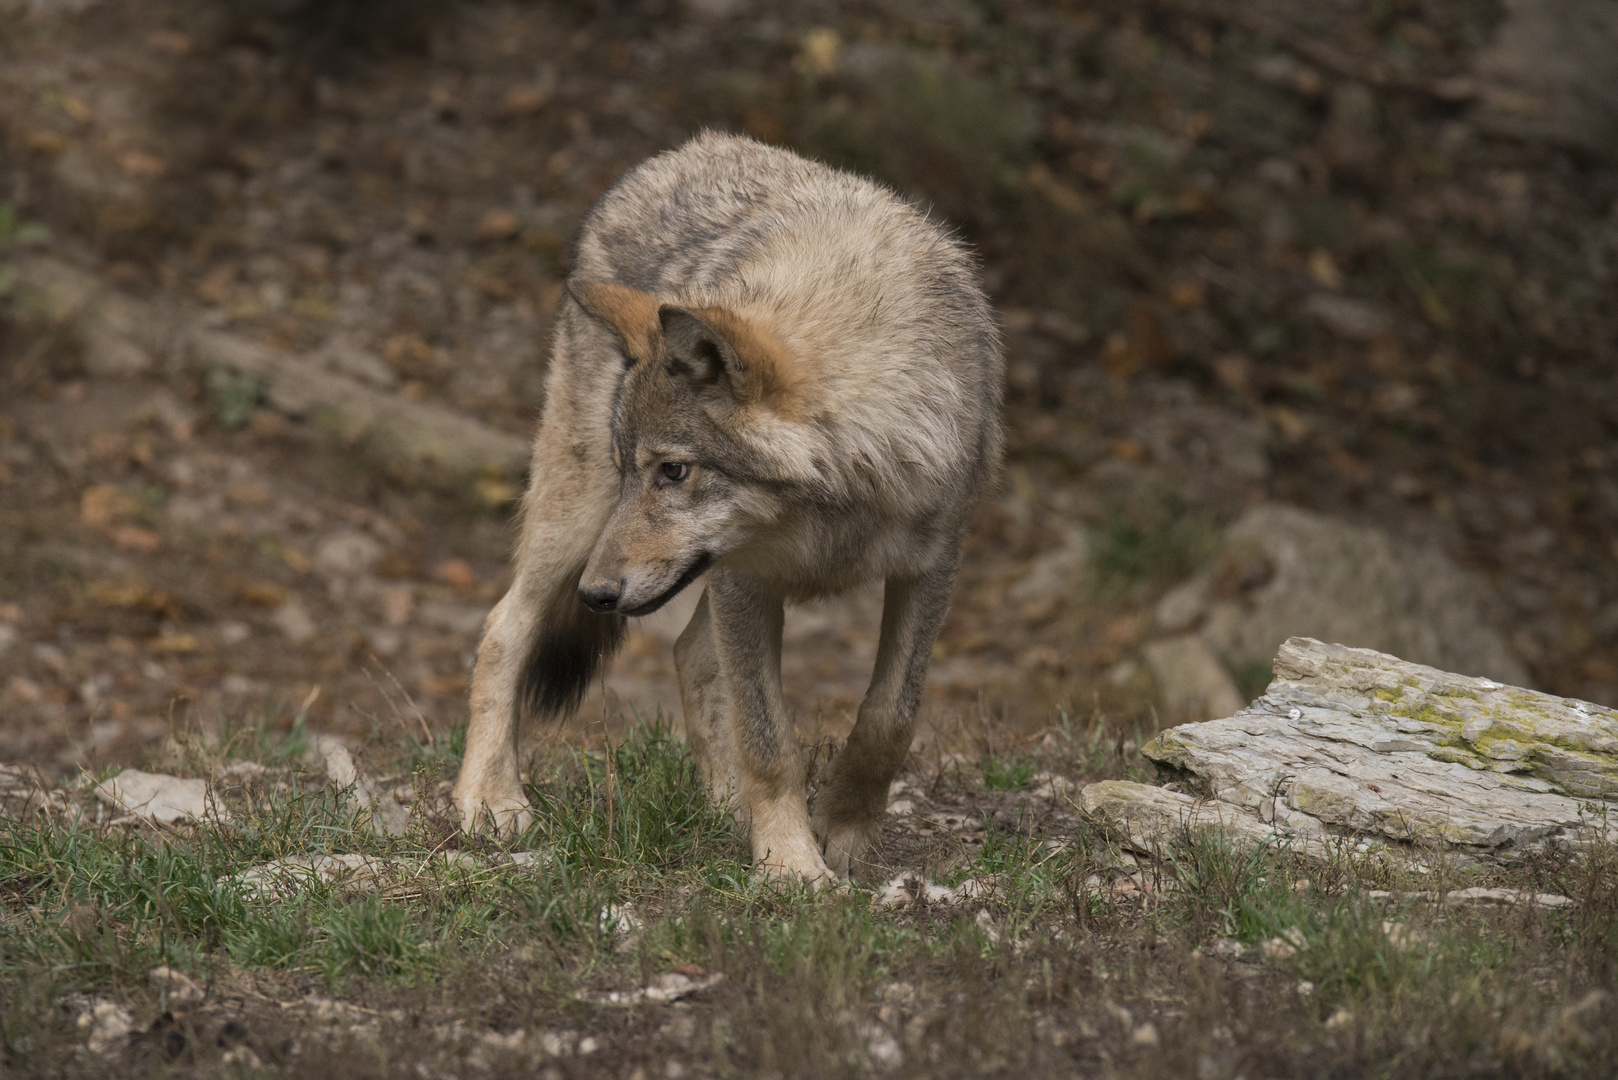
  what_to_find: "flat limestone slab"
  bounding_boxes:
[95,770,221,824]
[1085,637,1618,862]
[1080,779,1332,859]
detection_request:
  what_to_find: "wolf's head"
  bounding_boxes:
[567,280,810,616]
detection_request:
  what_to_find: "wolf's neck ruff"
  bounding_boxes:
[454,132,1004,884]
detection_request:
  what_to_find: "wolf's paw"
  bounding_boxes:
[815,818,880,878]
[756,852,839,892]
[453,785,534,838]
[754,827,837,891]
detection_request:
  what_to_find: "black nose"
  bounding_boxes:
[578,582,622,613]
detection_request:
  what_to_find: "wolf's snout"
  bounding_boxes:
[577,581,622,613]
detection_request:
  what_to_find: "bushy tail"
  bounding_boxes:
[516,565,626,719]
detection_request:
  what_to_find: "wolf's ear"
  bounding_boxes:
[567,280,662,364]
[659,305,799,410]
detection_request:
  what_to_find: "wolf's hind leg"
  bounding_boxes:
[710,570,832,885]
[812,558,958,877]
[674,588,741,816]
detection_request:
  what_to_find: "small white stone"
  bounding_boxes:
[74,998,135,1056]
[1259,937,1297,961]
[148,966,204,1007]
[867,1030,903,1068]
[95,770,220,824]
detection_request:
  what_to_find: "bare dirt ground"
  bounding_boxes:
[2,0,1616,778]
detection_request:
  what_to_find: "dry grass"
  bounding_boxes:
[1,714,1615,1077]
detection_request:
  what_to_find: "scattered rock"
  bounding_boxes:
[1080,779,1321,858]
[220,1045,264,1069]
[10,256,529,482]
[319,738,409,836]
[272,600,317,644]
[1028,771,1076,801]
[873,872,992,908]
[1304,292,1392,341]
[1473,0,1618,159]
[0,764,71,816]
[147,966,204,1007]
[286,993,401,1030]
[94,769,221,824]
[577,970,724,1006]
[435,1022,597,1063]
[231,849,540,897]
[320,739,360,789]
[233,853,398,897]
[312,530,384,579]
[863,1022,903,1068]
[601,903,644,949]
[1092,637,1617,863]
[66,996,135,1056]
[13,256,171,377]
[1154,504,1528,689]
[1142,634,1245,721]
[1259,936,1297,961]
[1367,887,1574,909]
[1129,392,1271,499]
[314,336,398,389]
[1007,526,1089,615]
[1382,920,1428,949]
[191,329,528,480]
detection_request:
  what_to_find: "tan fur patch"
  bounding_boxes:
[683,306,805,414]
[568,281,663,363]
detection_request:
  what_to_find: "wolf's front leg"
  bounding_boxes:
[674,588,741,815]
[813,558,958,877]
[709,570,832,885]
[455,588,538,836]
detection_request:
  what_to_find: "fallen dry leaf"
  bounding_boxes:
[111,526,161,553]
[421,673,469,696]
[476,209,519,241]
[234,581,290,608]
[25,130,67,156]
[432,558,477,589]
[149,632,200,654]
[88,579,169,610]
[501,84,550,115]
[118,150,167,179]
[81,485,138,528]
[1169,279,1206,309]
[7,677,43,703]
[147,29,191,54]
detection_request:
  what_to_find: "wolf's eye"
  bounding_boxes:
[659,462,691,484]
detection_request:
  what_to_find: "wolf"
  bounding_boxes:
[452,132,1003,882]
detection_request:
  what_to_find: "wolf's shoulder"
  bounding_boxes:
[576,133,970,299]
[612,131,882,205]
